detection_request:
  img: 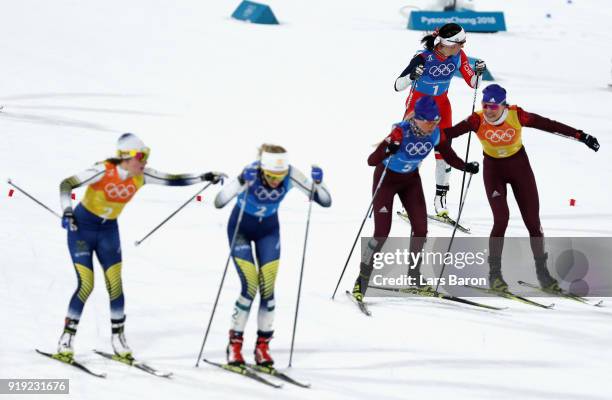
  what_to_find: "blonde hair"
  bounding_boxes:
[258,143,287,156]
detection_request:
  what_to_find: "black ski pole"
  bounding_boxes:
[7,179,61,218]
[288,181,316,367]
[135,183,213,246]
[434,69,481,292]
[434,171,475,292]
[195,190,248,366]
[331,162,391,299]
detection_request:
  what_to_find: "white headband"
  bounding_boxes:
[260,151,289,172]
[437,29,466,46]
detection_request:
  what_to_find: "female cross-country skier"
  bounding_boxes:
[394,23,486,219]
[214,144,331,366]
[443,84,600,291]
[351,96,479,302]
[56,133,225,360]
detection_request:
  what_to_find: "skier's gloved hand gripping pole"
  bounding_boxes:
[7,179,62,219]
[578,132,600,151]
[434,62,483,292]
[195,174,249,367]
[134,172,226,246]
[288,166,320,367]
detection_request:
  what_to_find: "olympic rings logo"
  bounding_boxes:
[104,183,136,199]
[254,185,285,201]
[484,129,516,143]
[428,63,456,77]
[405,142,433,156]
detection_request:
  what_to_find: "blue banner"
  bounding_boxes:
[408,11,506,32]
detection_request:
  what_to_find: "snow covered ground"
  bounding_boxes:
[1,0,611,399]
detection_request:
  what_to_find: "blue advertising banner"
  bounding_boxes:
[408,11,506,32]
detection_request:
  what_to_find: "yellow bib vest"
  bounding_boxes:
[81,162,144,219]
[475,105,523,158]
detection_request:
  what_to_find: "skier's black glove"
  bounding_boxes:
[386,141,401,154]
[201,171,227,184]
[475,60,486,76]
[385,127,403,154]
[579,132,600,152]
[62,209,78,231]
[409,63,425,81]
[464,161,480,174]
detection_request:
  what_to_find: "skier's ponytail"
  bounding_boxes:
[421,23,464,50]
[421,31,438,51]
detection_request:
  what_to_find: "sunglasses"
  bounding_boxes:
[482,103,503,111]
[414,117,441,124]
[118,147,150,162]
[262,169,288,182]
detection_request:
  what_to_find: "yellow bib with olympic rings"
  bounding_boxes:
[81,162,144,219]
[475,106,523,158]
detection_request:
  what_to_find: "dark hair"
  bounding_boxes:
[105,158,122,165]
[421,23,463,51]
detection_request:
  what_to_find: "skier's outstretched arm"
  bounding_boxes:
[289,166,332,207]
[435,131,469,171]
[443,113,482,140]
[517,107,600,151]
[143,168,225,186]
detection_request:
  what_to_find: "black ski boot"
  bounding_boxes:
[353,238,384,301]
[535,253,561,292]
[352,266,369,302]
[488,256,508,292]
